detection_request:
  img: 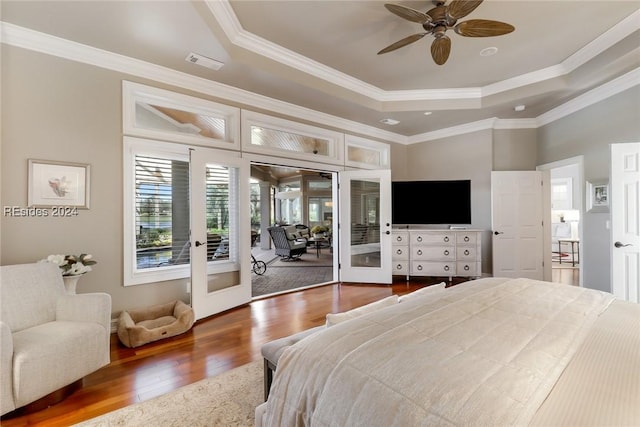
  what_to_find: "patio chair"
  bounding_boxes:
[267,226,307,260]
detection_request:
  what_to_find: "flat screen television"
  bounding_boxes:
[392,180,471,225]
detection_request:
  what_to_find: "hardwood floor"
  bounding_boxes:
[2,277,462,426]
[551,264,580,286]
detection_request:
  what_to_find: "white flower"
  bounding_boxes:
[66,262,92,276]
[42,254,68,267]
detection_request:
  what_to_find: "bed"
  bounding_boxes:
[257,277,640,426]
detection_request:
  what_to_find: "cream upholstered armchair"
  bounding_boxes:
[0,263,111,415]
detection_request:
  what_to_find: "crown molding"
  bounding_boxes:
[536,67,640,127]
[0,21,408,145]
[208,1,640,105]
[1,20,637,147]
[407,118,497,144]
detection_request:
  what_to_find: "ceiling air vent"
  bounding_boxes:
[185,53,224,71]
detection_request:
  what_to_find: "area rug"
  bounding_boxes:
[270,252,333,267]
[74,361,262,427]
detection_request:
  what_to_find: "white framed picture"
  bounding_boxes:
[28,159,91,208]
[586,180,608,213]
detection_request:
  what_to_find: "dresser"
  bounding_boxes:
[392,229,482,280]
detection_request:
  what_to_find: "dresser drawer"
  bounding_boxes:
[456,233,478,245]
[393,245,409,260]
[411,232,455,246]
[412,246,455,261]
[456,262,478,276]
[392,231,409,245]
[456,246,478,261]
[392,261,409,275]
[411,261,455,276]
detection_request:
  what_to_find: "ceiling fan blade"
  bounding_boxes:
[378,33,427,55]
[384,4,432,24]
[447,0,484,20]
[454,19,515,37]
[431,36,451,65]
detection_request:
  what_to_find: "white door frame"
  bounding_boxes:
[243,153,343,287]
[190,148,251,321]
[537,155,584,286]
[338,169,392,284]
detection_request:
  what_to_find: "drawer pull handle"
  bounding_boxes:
[417,249,422,256]
[443,236,449,242]
[396,264,403,270]
[417,236,423,242]
[396,249,403,255]
[417,265,423,271]
[444,250,449,256]
[464,265,470,271]
[464,236,470,242]
[464,250,470,256]
[396,236,402,242]
[444,265,450,271]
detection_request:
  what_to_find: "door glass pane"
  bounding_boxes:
[350,179,381,267]
[205,164,240,292]
[135,156,190,269]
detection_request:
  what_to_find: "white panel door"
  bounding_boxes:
[611,142,640,302]
[339,169,392,283]
[492,171,545,279]
[190,148,251,321]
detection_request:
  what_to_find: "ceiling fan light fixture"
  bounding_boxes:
[380,118,400,125]
[480,46,498,57]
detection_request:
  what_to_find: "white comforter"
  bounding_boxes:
[262,277,615,426]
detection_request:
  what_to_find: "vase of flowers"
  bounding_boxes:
[40,254,97,294]
[310,225,329,238]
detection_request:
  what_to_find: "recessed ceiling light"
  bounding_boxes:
[185,52,224,70]
[514,105,526,112]
[380,118,400,125]
[423,111,433,116]
[480,47,498,57]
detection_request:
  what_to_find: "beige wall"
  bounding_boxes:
[3,43,636,314]
[1,46,190,314]
[537,87,640,293]
[493,128,538,171]
[403,129,494,273]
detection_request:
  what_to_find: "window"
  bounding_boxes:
[135,155,190,269]
[241,110,344,165]
[124,137,192,285]
[123,81,240,150]
[345,135,390,169]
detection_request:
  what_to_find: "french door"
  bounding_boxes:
[190,148,251,321]
[338,169,392,283]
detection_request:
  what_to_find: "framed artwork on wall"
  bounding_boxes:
[586,180,609,213]
[28,159,91,208]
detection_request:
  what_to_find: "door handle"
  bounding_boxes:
[385,231,390,235]
[614,241,632,248]
[194,240,206,247]
[494,231,504,235]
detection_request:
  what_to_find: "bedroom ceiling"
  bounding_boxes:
[2,1,639,139]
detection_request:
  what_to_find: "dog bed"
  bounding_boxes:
[117,300,195,348]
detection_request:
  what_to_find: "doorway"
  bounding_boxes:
[249,163,337,297]
[537,156,584,287]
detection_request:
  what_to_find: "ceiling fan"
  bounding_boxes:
[378,0,515,65]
